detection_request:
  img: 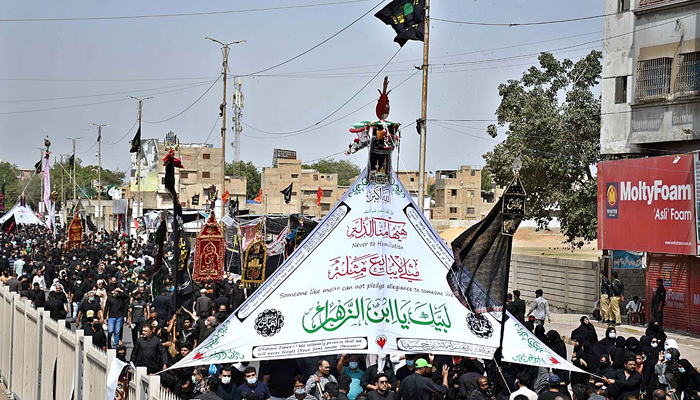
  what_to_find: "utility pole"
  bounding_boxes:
[91,124,108,231]
[417,0,431,214]
[206,37,245,201]
[60,155,65,226]
[128,96,152,219]
[66,137,81,212]
[232,76,244,177]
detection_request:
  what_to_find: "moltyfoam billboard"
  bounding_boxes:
[597,154,698,255]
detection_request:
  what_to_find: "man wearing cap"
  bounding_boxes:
[399,358,448,400]
[537,375,566,400]
[76,291,103,329]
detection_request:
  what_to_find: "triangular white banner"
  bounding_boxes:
[170,169,582,373]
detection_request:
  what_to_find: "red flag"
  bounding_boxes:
[253,188,263,204]
[222,190,230,205]
[316,187,323,206]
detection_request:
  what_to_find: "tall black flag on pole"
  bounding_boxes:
[1,214,16,235]
[447,173,525,357]
[34,159,43,174]
[375,0,426,47]
[130,126,142,154]
[68,155,75,169]
[164,148,193,310]
[280,183,293,205]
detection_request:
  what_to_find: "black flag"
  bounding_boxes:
[191,194,200,206]
[375,0,426,47]
[34,159,43,174]
[130,126,141,154]
[1,214,16,234]
[86,216,97,232]
[280,183,293,204]
[229,197,239,217]
[164,154,193,310]
[68,155,75,169]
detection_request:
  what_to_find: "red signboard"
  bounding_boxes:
[597,154,697,255]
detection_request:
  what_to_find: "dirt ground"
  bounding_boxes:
[439,226,601,261]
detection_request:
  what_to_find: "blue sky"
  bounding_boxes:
[0,0,602,177]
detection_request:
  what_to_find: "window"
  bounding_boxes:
[291,192,297,196]
[450,189,457,197]
[181,172,189,179]
[323,190,332,197]
[321,204,330,211]
[202,171,210,178]
[618,0,630,12]
[615,76,628,104]
[635,58,672,102]
[467,207,475,215]
[471,170,476,176]
[449,207,458,214]
[182,187,186,193]
[676,51,700,97]
[469,190,475,198]
[203,153,210,160]
[161,178,165,185]
[314,175,318,181]
[291,174,299,179]
[410,177,415,182]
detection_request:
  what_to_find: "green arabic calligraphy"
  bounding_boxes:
[348,178,369,197]
[513,353,549,365]
[202,320,231,351]
[515,324,546,353]
[205,349,245,362]
[302,297,452,333]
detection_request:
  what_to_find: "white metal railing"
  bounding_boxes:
[635,57,673,102]
[0,284,181,400]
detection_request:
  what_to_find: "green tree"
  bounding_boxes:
[481,168,493,191]
[302,159,360,186]
[50,157,126,201]
[483,50,603,248]
[226,161,260,199]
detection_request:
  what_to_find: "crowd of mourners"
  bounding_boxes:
[1,225,700,400]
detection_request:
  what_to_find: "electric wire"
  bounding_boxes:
[104,119,139,146]
[240,0,385,77]
[0,0,373,22]
[242,46,404,136]
[431,10,622,27]
[143,75,221,123]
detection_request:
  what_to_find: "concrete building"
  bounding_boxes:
[601,0,700,155]
[432,166,486,221]
[248,157,340,217]
[129,141,246,211]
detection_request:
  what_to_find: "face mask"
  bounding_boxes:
[679,367,686,373]
[117,352,127,361]
[406,360,415,367]
[609,332,616,339]
[349,362,358,370]
[665,353,672,361]
[295,389,306,395]
[651,342,658,348]
[247,378,257,385]
[221,377,232,385]
[192,376,198,384]
[599,362,608,369]
[89,297,95,302]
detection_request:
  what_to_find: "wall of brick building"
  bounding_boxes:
[613,268,647,308]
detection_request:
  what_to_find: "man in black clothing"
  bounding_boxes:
[85,316,108,351]
[651,278,666,327]
[361,356,397,392]
[152,285,173,321]
[603,355,641,400]
[262,358,300,400]
[28,282,46,308]
[368,373,396,400]
[45,291,68,320]
[469,377,496,400]
[396,355,416,390]
[76,292,102,329]
[195,376,225,400]
[537,375,568,400]
[105,288,129,348]
[129,292,149,347]
[513,290,526,323]
[506,294,518,318]
[399,359,448,400]
[131,324,167,374]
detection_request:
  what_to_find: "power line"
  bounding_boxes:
[104,120,139,146]
[143,76,221,123]
[431,10,626,27]
[0,79,213,104]
[242,46,403,135]
[241,0,385,76]
[0,0,373,22]
[243,69,419,139]
[0,76,216,83]
[0,79,217,115]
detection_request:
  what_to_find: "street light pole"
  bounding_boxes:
[91,123,108,231]
[205,37,245,204]
[128,95,152,219]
